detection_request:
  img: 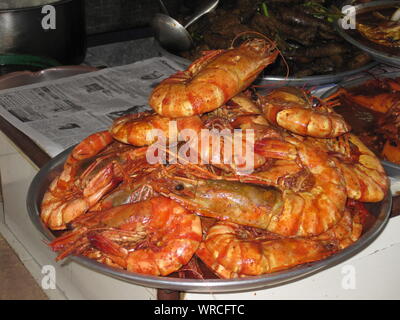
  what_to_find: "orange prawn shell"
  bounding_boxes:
[110,111,203,146]
[261,88,350,138]
[66,131,113,166]
[149,39,278,118]
[48,197,203,276]
[196,221,336,279]
[119,197,203,276]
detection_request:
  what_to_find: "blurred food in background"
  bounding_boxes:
[177,0,372,77]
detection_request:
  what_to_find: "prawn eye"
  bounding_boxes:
[175,184,184,191]
[312,97,320,108]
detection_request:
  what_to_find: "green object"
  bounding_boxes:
[0,54,61,69]
[302,1,343,21]
[261,2,269,17]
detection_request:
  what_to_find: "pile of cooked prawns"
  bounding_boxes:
[40,39,389,279]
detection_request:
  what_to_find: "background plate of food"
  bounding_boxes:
[336,0,400,67]
[153,0,378,86]
[321,71,400,170]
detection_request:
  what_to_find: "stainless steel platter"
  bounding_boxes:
[153,39,378,87]
[27,146,392,293]
[0,65,98,90]
[321,71,400,172]
[335,1,400,68]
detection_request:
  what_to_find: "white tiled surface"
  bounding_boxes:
[0,133,18,156]
[1,129,399,300]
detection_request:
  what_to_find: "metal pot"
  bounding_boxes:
[0,0,86,65]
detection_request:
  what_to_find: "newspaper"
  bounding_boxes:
[0,57,182,157]
[0,56,399,158]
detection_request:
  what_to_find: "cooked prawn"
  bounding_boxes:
[320,134,389,202]
[196,221,336,278]
[41,136,149,230]
[65,131,113,167]
[48,197,202,276]
[41,162,121,230]
[196,204,363,278]
[110,111,203,146]
[148,136,347,237]
[260,87,350,138]
[41,132,120,230]
[251,135,347,236]
[149,38,278,118]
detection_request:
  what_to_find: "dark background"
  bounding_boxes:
[85,0,183,35]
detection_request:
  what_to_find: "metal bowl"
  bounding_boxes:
[321,71,400,172]
[27,147,392,293]
[153,38,378,87]
[335,0,400,68]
